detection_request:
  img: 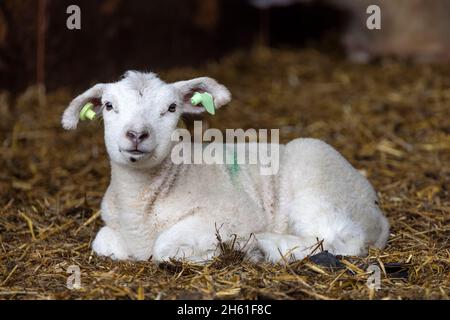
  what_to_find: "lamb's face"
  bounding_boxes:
[62,71,231,169]
[101,80,182,168]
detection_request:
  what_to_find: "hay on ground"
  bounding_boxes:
[0,48,449,299]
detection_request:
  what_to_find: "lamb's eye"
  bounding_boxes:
[105,102,113,111]
[168,103,177,113]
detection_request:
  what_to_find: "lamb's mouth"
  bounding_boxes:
[126,150,147,156]
[120,148,154,162]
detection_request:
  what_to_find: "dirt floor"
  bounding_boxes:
[0,48,449,300]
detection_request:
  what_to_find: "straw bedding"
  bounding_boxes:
[0,48,449,299]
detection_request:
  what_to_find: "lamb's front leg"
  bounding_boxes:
[152,215,218,263]
[153,214,263,263]
[92,226,129,260]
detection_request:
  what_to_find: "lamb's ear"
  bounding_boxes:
[61,83,105,130]
[173,77,231,114]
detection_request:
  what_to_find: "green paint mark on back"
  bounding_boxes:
[230,146,240,178]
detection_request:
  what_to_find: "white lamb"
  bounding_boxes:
[62,71,389,263]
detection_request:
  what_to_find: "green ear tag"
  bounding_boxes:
[191,92,216,115]
[80,103,97,121]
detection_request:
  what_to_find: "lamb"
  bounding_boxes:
[61,71,389,263]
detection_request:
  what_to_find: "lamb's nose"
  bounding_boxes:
[126,130,149,144]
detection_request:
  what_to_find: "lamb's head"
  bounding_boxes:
[62,71,231,168]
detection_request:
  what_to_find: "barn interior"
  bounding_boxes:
[0,0,449,299]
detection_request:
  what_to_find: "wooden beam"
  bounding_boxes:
[36,0,47,90]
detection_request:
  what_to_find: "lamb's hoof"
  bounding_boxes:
[153,244,215,264]
[92,227,129,260]
[308,251,345,270]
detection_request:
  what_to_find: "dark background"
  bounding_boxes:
[0,0,347,93]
